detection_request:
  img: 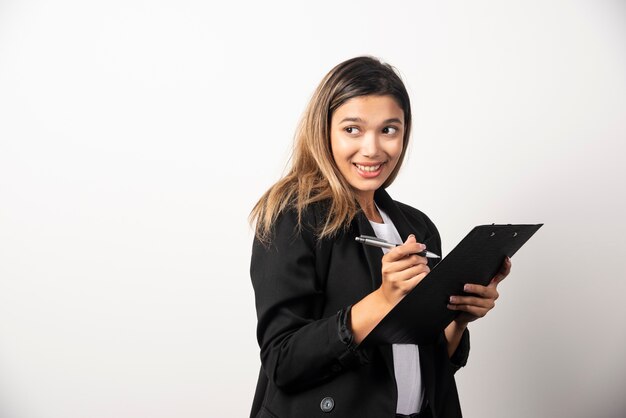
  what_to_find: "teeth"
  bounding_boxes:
[356,164,382,172]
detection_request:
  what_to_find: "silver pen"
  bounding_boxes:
[355,235,441,258]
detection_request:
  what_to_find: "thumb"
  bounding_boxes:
[489,257,512,288]
[405,234,416,244]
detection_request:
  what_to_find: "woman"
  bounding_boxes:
[249,56,510,418]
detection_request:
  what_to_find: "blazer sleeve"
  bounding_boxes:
[250,208,367,392]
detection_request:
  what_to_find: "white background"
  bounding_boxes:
[1,1,625,417]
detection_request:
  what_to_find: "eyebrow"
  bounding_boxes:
[338,117,403,124]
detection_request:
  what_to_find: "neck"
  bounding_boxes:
[357,195,382,223]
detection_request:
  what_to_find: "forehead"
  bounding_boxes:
[332,95,404,124]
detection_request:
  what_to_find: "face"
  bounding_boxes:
[330,95,405,204]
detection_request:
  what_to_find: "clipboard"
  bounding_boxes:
[362,223,543,346]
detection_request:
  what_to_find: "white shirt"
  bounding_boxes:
[369,206,425,415]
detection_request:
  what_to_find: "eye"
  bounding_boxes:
[382,126,399,135]
[344,126,360,135]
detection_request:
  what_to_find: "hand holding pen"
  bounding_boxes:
[358,234,436,307]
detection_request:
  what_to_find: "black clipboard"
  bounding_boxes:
[362,223,543,346]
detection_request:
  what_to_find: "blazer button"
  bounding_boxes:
[320,396,334,413]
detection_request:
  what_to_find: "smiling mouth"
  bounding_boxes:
[354,163,384,172]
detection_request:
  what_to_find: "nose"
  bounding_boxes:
[360,131,381,158]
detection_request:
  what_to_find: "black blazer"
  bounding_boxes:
[250,189,469,418]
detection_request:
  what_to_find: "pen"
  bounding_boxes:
[355,235,441,258]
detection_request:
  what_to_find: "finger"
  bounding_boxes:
[447,303,491,318]
[399,271,430,292]
[395,253,428,269]
[462,284,499,300]
[384,241,427,262]
[489,257,512,287]
[383,258,428,277]
[385,264,430,284]
[395,240,426,258]
[449,295,496,309]
[382,253,428,276]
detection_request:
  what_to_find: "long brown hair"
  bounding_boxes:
[250,56,412,242]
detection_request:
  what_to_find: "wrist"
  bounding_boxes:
[453,315,469,329]
[350,288,396,344]
[445,319,468,358]
[452,316,470,330]
[446,318,468,340]
[374,287,396,312]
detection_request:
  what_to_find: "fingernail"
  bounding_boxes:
[449,296,456,303]
[463,284,470,292]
